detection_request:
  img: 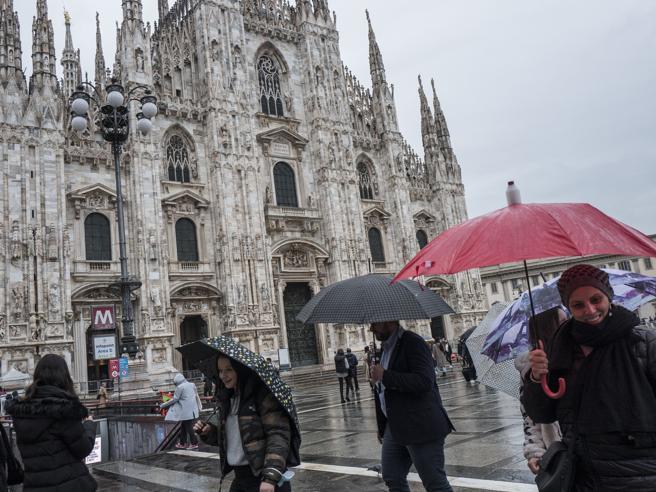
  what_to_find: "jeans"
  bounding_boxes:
[381,425,452,492]
[179,419,198,445]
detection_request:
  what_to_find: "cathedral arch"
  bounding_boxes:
[368,227,385,264]
[175,218,199,262]
[273,162,298,207]
[162,126,197,183]
[84,213,111,261]
[255,43,289,118]
[356,154,378,199]
[416,229,429,249]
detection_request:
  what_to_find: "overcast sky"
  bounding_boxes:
[14,0,656,233]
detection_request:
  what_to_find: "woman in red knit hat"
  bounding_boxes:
[522,264,656,491]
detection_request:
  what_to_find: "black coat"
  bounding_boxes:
[522,325,656,491]
[334,354,348,374]
[6,385,97,492]
[374,329,454,445]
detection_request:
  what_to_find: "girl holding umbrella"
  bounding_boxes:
[186,337,301,492]
[523,265,656,490]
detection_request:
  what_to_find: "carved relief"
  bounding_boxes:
[47,225,58,260]
[283,244,309,268]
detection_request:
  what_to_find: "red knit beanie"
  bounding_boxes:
[557,264,614,306]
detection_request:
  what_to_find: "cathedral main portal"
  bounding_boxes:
[180,315,207,371]
[283,283,319,367]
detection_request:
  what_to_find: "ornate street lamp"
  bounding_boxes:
[69,79,158,356]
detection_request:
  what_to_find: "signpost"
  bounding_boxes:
[119,357,129,379]
[109,359,119,380]
[91,306,115,330]
[93,335,117,360]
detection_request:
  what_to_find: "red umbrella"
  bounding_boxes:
[394,182,656,398]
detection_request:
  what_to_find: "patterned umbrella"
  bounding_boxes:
[177,336,300,434]
[296,273,454,324]
[464,302,522,399]
[483,269,656,362]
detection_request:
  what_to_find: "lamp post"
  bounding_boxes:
[69,79,158,357]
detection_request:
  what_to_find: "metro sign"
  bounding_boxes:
[92,306,115,330]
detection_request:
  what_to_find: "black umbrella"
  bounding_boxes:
[177,336,300,434]
[296,274,455,325]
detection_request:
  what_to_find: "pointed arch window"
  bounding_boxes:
[175,218,199,262]
[273,162,298,207]
[85,213,111,261]
[166,134,191,183]
[416,229,429,249]
[357,162,374,200]
[258,55,284,117]
[368,227,385,263]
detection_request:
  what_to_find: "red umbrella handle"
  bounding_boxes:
[541,374,566,399]
[536,340,566,399]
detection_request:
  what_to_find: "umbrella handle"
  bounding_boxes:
[535,340,566,399]
[541,374,566,399]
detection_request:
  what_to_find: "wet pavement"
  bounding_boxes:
[93,369,538,491]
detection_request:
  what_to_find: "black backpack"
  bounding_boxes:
[0,422,24,485]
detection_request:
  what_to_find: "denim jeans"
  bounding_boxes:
[381,425,452,492]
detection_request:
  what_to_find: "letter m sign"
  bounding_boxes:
[92,306,115,330]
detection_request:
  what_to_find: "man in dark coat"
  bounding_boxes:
[345,348,360,392]
[370,321,454,492]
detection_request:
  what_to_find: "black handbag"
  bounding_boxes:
[535,440,576,492]
[0,422,24,485]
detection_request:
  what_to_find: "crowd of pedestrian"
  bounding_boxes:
[1,262,655,492]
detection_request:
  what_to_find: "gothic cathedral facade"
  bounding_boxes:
[0,0,486,390]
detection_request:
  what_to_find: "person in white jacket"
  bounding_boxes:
[160,373,202,449]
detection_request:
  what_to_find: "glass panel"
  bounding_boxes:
[357,162,374,200]
[166,134,191,183]
[85,213,111,261]
[175,219,199,261]
[368,228,385,263]
[273,162,298,207]
[258,56,284,117]
[416,229,428,249]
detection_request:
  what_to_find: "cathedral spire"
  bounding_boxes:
[31,0,58,91]
[0,0,25,87]
[418,75,437,146]
[366,9,386,88]
[122,0,144,25]
[158,0,169,23]
[95,12,106,92]
[61,10,80,98]
[431,78,452,153]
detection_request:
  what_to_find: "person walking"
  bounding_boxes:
[203,375,214,398]
[523,264,656,491]
[345,348,360,392]
[160,373,201,449]
[96,382,109,407]
[364,345,374,391]
[6,354,97,491]
[431,342,449,377]
[194,353,300,491]
[334,349,354,403]
[370,321,454,492]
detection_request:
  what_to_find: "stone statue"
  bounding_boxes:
[10,220,21,261]
[11,285,24,318]
[148,232,158,261]
[47,225,58,260]
[48,284,61,314]
[150,287,162,314]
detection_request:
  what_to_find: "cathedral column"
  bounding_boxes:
[276,280,288,349]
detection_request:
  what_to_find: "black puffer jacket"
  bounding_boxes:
[334,354,348,374]
[6,385,97,492]
[523,325,656,491]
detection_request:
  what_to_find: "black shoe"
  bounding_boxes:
[341,398,346,403]
[345,396,351,402]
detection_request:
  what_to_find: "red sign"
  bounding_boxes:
[92,306,115,330]
[109,358,119,379]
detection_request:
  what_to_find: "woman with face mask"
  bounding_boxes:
[522,264,656,491]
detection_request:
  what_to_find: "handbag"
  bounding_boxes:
[0,423,24,485]
[535,358,589,492]
[535,440,576,492]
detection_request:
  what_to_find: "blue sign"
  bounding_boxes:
[119,357,129,379]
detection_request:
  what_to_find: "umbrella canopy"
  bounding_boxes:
[464,302,522,399]
[483,269,656,362]
[177,336,300,433]
[393,202,656,280]
[296,273,454,325]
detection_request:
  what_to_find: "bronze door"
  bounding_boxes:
[283,283,319,367]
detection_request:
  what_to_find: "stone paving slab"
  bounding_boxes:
[92,370,539,491]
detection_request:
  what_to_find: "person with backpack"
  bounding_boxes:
[345,348,360,392]
[6,354,97,491]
